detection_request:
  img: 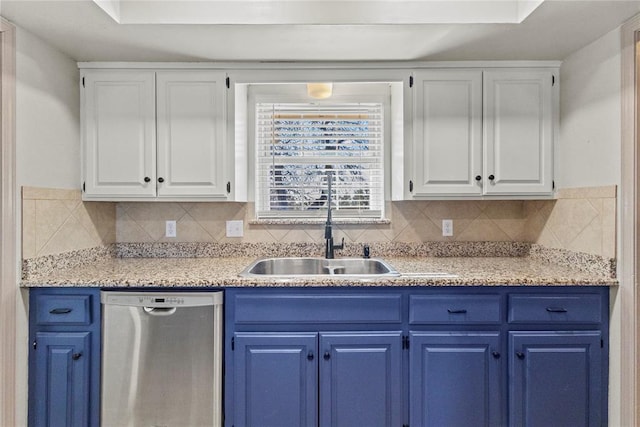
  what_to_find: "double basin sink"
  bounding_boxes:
[240,257,401,279]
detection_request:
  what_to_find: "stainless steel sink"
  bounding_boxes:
[240,257,400,278]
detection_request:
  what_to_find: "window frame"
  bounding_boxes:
[247,82,393,222]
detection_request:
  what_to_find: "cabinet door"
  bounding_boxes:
[234,332,318,427]
[319,332,403,427]
[483,69,554,195]
[509,331,602,427]
[31,332,91,427]
[410,331,502,427]
[156,71,228,198]
[82,70,156,197]
[411,70,483,196]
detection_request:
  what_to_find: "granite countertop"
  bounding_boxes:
[21,255,617,288]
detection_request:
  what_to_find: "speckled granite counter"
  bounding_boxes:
[21,255,617,288]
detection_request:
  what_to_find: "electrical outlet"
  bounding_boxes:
[442,219,453,237]
[165,220,177,238]
[226,220,244,238]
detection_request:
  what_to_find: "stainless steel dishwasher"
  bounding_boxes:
[101,291,223,427]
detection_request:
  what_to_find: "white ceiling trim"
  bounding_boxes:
[92,0,545,25]
[93,0,122,23]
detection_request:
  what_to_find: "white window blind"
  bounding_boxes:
[256,102,384,219]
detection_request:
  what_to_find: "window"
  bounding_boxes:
[252,83,389,221]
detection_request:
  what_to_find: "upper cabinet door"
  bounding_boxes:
[483,69,555,195]
[83,70,156,197]
[156,71,228,198]
[412,70,483,196]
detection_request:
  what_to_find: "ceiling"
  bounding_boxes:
[1,0,639,62]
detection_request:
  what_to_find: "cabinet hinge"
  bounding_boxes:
[32,340,37,350]
[231,336,235,351]
[402,335,410,350]
[226,77,230,89]
[409,76,414,88]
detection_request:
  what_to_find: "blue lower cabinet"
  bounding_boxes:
[233,332,318,427]
[319,332,403,427]
[409,331,503,427]
[232,331,403,427]
[28,288,101,427]
[31,332,91,427]
[509,331,603,427]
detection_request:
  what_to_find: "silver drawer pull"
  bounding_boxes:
[546,307,568,313]
[447,309,467,314]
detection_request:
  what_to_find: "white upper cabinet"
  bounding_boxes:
[411,70,483,196]
[483,69,554,195]
[82,70,156,197]
[82,69,230,200]
[409,67,556,199]
[156,71,227,197]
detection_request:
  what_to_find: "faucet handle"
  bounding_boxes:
[336,237,345,250]
[363,244,370,259]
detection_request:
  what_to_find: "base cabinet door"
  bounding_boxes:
[233,332,318,427]
[319,332,403,427]
[509,331,603,427]
[31,332,91,427]
[410,331,503,427]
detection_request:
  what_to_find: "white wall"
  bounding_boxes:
[13,24,80,427]
[560,25,625,427]
[15,25,79,189]
[558,27,621,188]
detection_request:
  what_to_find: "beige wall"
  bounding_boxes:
[559,26,621,189]
[15,26,80,189]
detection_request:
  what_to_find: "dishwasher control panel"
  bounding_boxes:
[101,291,223,308]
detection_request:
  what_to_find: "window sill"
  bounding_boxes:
[249,218,391,226]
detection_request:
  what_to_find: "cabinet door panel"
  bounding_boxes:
[412,70,483,196]
[83,70,156,197]
[319,332,402,427]
[157,71,228,198]
[410,331,502,427]
[31,332,91,427]
[509,331,602,427]
[234,332,318,427]
[484,69,554,195]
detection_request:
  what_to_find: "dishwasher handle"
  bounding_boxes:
[143,306,177,316]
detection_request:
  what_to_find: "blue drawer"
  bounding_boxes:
[508,294,602,324]
[409,294,502,324]
[34,294,92,325]
[234,293,403,324]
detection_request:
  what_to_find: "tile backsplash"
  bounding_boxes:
[21,187,116,259]
[22,185,617,260]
